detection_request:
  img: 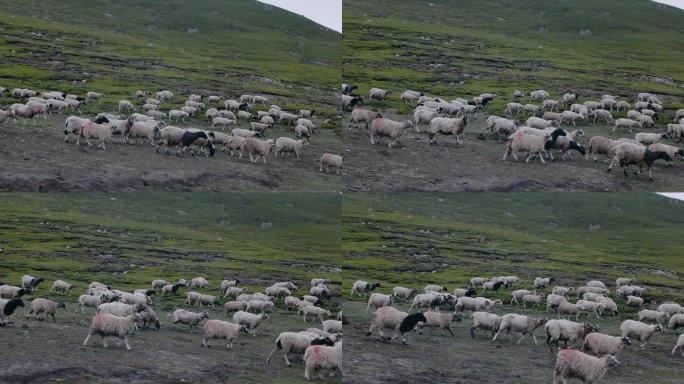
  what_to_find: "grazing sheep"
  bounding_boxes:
[267,331,335,366]
[637,309,668,325]
[510,289,533,304]
[278,112,299,126]
[577,300,605,319]
[26,298,65,322]
[672,334,684,356]
[589,109,613,124]
[552,287,574,297]
[524,104,540,115]
[233,311,269,335]
[657,303,684,317]
[83,313,141,350]
[369,87,390,100]
[366,292,396,313]
[224,301,247,315]
[553,349,619,384]
[77,294,106,313]
[97,302,143,317]
[201,319,249,349]
[349,108,381,129]
[400,90,423,104]
[0,285,28,299]
[626,295,644,307]
[223,287,246,299]
[370,118,413,147]
[351,280,381,297]
[309,286,331,299]
[319,153,342,174]
[156,90,174,102]
[582,332,631,356]
[469,311,502,339]
[505,102,524,115]
[615,278,633,288]
[556,301,581,320]
[265,286,291,298]
[545,319,600,352]
[87,91,103,100]
[0,298,24,326]
[302,306,331,322]
[428,116,468,145]
[529,90,549,100]
[322,320,342,334]
[118,100,135,113]
[667,314,684,333]
[295,124,311,140]
[607,142,671,181]
[560,111,586,126]
[274,137,308,159]
[51,280,75,296]
[366,306,426,344]
[666,124,684,142]
[161,283,184,298]
[619,320,664,348]
[493,314,547,344]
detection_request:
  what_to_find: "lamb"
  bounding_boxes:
[302,305,331,322]
[241,137,275,163]
[428,116,468,145]
[510,289,533,304]
[0,298,24,326]
[26,298,65,322]
[657,303,684,317]
[274,137,308,159]
[322,320,342,334]
[553,349,619,384]
[83,313,141,350]
[319,153,342,174]
[366,306,427,344]
[673,334,684,356]
[351,280,381,297]
[619,320,664,348]
[667,314,684,332]
[545,319,600,351]
[469,311,502,339]
[233,311,269,335]
[0,285,28,299]
[582,332,631,357]
[607,142,671,181]
[369,87,390,100]
[370,118,413,147]
[636,132,668,145]
[503,129,564,163]
[366,292,396,313]
[612,118,641,133]
[493,314,548,344]
[201,319,249,349]
[637,309,668,325]
[527,116,557,129]
[267,331,335,366]
[349,108,381,129]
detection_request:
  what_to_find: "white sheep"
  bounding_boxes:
[492,314,547,344]
[274,137,308,159]
[171,309,208,331]
[156,90,173,102]
[265,286,291,298]
[83,313,141,350]
[169,110,189,122]
[503,131,553,163]
[417,311,461,337]
[201,319,248,349]
[223,286,246,299]
[577,300,605,319]
[349,108,381,129]
[369,87,390,100]
[649,143,684,166]
[672,334,684,356]
[26,298,65,322]
[637,309,668,325]
[80,120,113,149]
[366,306,426,344]
[304,341,342,381]
[0,285,28,299]
[246,300,275,313]
[233,311,269,335]
[366,292,396,313]
[428,116,468,145]
[302,306,331,322]
[241,137,275,163]
[266,331,335,366]
[322,320,342,334]
[582,332,631,356]
[545,319,600,351]
[469,311,502,339]
[118,100,135,113]
[620,320,664,348]
[370,118,413,147]
[607,142,671,181]
[658,303,684,317]
[224,300,247,314]
[553,349,619,384]
[636,132,667,146]
[51,280,75,295]
[668,314,684,332]
[612,118,640,133]
[319,153,342,174]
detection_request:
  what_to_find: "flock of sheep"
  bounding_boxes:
[350,276,684,383]
[0,275,343,381]
[343,83,684,181]
[0,87,342,174]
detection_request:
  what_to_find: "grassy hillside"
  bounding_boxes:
[0,0,340,111]
[343,0,684,112]
[342,192,684,384]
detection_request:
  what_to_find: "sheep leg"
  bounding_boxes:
[517,334,527,344]
[123,336,132,350]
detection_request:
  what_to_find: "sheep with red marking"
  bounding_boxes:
[553,349,619,384]
[304,340,342,381]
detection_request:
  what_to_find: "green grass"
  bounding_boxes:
[343,0,684,113]
[0,0,340,116]
[343,193,684,306]
[0,193,342,305]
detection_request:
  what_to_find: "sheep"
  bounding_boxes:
[351,280,381,297]
[87,91,103,100]
[278,112,299,126]
[588,109,613,124]
[672,334,684,357]
[582,332,631,357]
[302,340,342,381]
[246,300,275,313]
[510,289,533,304]
[366,306,426,344]
[77,294,108,313]
[428,116,468,145]
[240,137,274,163]
[154,126,186,155]
[667,314,684,333]
[620,320,664,349]
[47,280,74,296]
[265,286,291,298]
[586,136,622,162]
[167,110,188,122]
[180,106,197,117]
[624,295,644,307]
[302,306,331,322]
[454,287,477,299]
[274,137,308,160]
[0,285,28,299]
[612,118,641,134]
[505,102,524,115]
[322,320,342,334]
[615,278,633,288]
[194,294,217,308]
[20,275,44,292]
[369,87,390,100]
[607,142,671,181]
[124,120,160,146]
[657,303,684,317]
[284,296,301,311]
[553,349,619,384]
[530,90,549,100]
[303,295,320,304]
[224,300,247,315]
[503,129,563,163]
[542,99,560,111]
[552,286,573,297]
[223,287,246,299]
[26,298,65,322]
[513,90,525,98]
[267,331,335,366]
[83,313,141,350]
[527,116,557,129]
[455,296,499,312]
[201,319,249,349]
[637,309,668,325]
[469,311,502,339]
[524,104,540,115]
[366,292,396,313]
[493,314,548,344]
[319,153,342,174]
[636,132,668,145]
[560,111,586,126]
[646,143,682,166]
[296,301,314,314]
[155,90,173,102]
[0,298,24,326]
[596,297,618,317]
[577,300,605,319]
[545,319,600,351]
[233,311,269,335]
[666,124,684,142]
[370,118,413,147]
[118,100,134,113]
[616,285,646,298]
